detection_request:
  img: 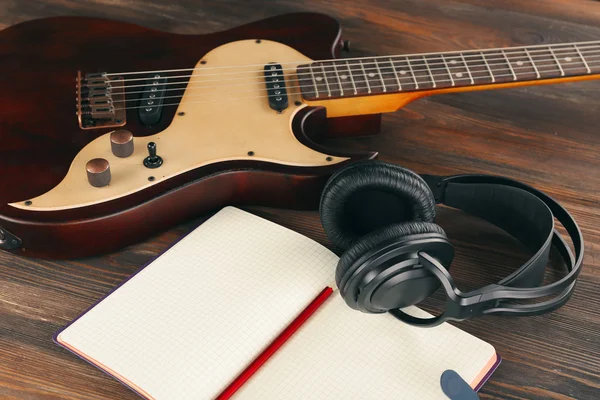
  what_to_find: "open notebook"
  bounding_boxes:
[55,207,500,399]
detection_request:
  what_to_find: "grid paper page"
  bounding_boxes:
[235,294,497,400]
[57,207,338,400]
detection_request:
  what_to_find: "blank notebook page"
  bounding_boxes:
[235,294,497,400]
[56,207,338,400]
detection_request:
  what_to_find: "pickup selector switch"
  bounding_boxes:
[143,142,163,169]
[86,158,111,187]
[110,129,134,158]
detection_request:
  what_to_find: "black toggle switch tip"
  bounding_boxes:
[144,141,163,169]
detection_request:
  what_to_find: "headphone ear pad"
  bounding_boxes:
[336,221,447,290]
[320,160,437,251]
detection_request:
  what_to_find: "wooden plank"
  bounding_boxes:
[1,1,599,399]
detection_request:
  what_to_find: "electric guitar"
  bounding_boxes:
[0,13,598,259]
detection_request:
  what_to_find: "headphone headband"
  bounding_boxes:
[390,174,584,326]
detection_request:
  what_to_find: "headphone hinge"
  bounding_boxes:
[421,174,447,203]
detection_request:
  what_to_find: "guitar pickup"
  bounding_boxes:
[264,63,288,112]
[138,74,167,126]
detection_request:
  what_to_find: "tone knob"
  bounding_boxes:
[110,129,134,158]
[86,158,111,187]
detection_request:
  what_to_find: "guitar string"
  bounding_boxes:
[102,40,600,77]
[111,49,600,97]
[109,59,600,109]
[107,55,600,105]
[96,44,600,88]
[110,61,600,111]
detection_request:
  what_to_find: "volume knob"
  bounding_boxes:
[86,158,111,187]
[110,129,134,158]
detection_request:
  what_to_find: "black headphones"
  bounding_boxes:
[319,160,584,327]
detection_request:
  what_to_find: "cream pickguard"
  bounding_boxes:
[10,40,347,211]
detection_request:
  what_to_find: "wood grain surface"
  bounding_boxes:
[1,1,599,399]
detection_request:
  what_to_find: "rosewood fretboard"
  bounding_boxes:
[298,41,600,100]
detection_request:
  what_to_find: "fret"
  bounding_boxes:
[308,64,319,98]
[359,60,372,93]
[362,58,387,93]
[310,63,330,98]
[373,59,387,92]
[405,57,419,89]
[321,62,344,97]
[502,50,517,81]
[548,47,564,76]
[391,58,418,91]
[480,52,495,83]
[506,50,539,80]
[422,56,436,88]
[574,44,591,74]
[524,48,540,78]
[440,54,454,86]
[320,64,332,97]
[555,48,592,76]
[408,56,438,90]
[389,57,402,91]
[388,58,402,92]
[332,61,344,96]
[345,60,358,94]
[529,47,566,79]
[348,60,370,95]
[459,51,492,85]
[334,61,355,95]
[375,59,401,92]
[444,54,472,86]
[459,53,475,84]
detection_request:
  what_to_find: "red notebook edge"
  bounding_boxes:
[474,352,502,393]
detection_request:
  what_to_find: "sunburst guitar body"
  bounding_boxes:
[0,13,598,258]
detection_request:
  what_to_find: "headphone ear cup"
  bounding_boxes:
[336,221,447,291]
[320,160,437,251]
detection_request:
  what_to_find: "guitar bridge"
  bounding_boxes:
[76,71,127,130]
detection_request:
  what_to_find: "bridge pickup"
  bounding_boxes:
[264,63,288,112]
[138,74,167,126]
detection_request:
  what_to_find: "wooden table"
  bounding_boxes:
[1,1,599,399]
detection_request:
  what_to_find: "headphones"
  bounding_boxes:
[319,160,584,327]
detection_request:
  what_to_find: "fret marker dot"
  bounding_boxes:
[564,57,572,62]
[316,76,323,81]
[450,60,458,65]
[455,72,463,78]
[341,74,348,79]
[399,70,407,75]
[516,61,524,66]
[368,72,376,78]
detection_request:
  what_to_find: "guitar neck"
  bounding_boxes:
[299,41,600,116]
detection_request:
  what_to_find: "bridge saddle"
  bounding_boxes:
[77,71,127,130]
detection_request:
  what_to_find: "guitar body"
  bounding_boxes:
[0,13,378,259]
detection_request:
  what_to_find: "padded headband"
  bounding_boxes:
[423,177,554,289]
[415,174,584,318]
